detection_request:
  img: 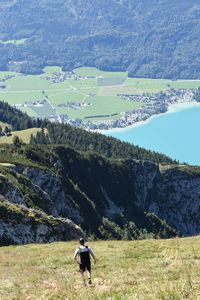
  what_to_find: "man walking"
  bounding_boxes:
[74,238,96,286]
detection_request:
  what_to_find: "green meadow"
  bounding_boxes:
[74,67,127,78]
[0,237,200,300]
[0,66,199,122]
[56,96,143,120]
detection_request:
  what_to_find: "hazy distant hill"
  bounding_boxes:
[0,0,199,78]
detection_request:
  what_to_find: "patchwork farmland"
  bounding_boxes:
[0,66,200,127]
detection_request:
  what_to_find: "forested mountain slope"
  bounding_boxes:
[0,0,199,78]
[1,143,200,245]
[0,103,200,245]
[0,101,175,164]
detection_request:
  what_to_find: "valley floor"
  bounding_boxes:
[0,237,200,299]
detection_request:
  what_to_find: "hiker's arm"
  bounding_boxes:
[89,249,96,264]
[91,253,96,264]
[74,249,79,263]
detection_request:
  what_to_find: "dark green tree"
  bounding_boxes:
[13,136,22,148]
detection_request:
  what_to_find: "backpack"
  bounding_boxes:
[79,246,90,265]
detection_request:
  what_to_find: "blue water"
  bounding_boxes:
[105,105,200,165]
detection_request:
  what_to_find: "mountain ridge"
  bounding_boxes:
[0,102,199,245]
[0,0,199,78]
[1,142,200,245]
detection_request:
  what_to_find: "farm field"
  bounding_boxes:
[0,66,200,123]
[0,237,200,299]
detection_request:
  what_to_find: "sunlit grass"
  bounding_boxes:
[0,128,41,144]
[0,237,200,299]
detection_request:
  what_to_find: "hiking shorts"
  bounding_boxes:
[79,263,91,273]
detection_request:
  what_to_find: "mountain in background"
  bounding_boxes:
[0,0,199,78]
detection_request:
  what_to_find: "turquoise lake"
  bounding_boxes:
[104,104,200,165]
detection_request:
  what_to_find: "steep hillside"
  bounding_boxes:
[0,0,199,78]
[0,100,176,164]
[0,128,40,144]
[1,237,200,299]
[1,144,200,245]
[0,198,81,245]
[0,144,176,245]
[31,122,176,164]
[0,101,43,130]
[0,103,199,245]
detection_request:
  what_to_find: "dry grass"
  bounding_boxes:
[0,128,41,144]
[0,237,200,300]
[0,122,10,130]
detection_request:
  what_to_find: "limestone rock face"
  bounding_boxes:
[0,217,82,246]
[146,168,200,235]
[20,167,83,223]
[130,160,159,207]
[1,150,200,245]
[0,199,82,246]
[127,163,200,236]
[0,165,84,245]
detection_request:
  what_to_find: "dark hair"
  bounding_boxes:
[79,238,85,245]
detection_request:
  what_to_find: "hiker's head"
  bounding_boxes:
[79,238,85,245]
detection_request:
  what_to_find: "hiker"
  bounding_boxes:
[74,238,96,286]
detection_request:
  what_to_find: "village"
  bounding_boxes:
[81,88,200,130]
[9,83,200,131]
[57,101,92,109]
[40,71,97,83]
[13,99,47,108]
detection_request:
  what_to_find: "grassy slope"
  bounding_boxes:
[0,121,10,129]
[0,237,199,299]
[0,128,41,144]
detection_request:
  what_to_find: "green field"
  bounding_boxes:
[124,78,200,93]
[74,67,127,78]
[98,77,126,86]
[32,102,56,117]
[0,66,199,123]
[55,96,143,120]
[0,237,200,299]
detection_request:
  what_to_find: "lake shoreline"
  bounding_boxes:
[95,101,200,134]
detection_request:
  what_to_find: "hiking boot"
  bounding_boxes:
[88,279,92,285]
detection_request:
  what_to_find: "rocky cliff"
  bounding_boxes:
[0,145,200,245]
[0,198,81,245]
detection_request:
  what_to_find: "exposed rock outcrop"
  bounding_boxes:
[146,167,200,235]
[0,199,82,246]
[1,145,200,245]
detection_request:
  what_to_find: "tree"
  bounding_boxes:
[13,136,22,148]
[4,126,9,135]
